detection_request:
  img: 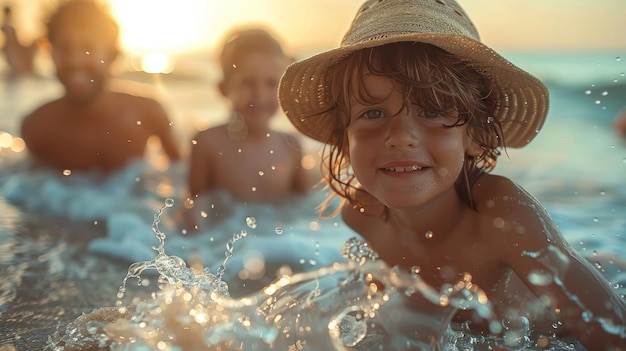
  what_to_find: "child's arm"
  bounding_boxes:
[481,177,626,348]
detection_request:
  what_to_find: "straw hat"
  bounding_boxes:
[278,0,549,148]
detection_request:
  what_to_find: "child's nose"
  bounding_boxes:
[385,114,419,149]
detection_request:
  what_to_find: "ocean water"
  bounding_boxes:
[0,51,624,350]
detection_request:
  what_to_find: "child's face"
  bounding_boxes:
[220,52,288,130]
[51,21,115,102]
[346,74,481,209]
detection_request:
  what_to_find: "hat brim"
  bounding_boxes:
[279,33,548,148]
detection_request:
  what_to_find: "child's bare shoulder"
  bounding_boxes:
[474,174,544,215]
[275,131,302,149]
[341,187,386,231]
[472,173,533,201]
[192,125,231,147]
[472,174,557,245]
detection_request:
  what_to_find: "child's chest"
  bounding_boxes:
[365,224,508,291]
[211,137,296,173]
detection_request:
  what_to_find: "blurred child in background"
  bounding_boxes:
[183,26,312,231]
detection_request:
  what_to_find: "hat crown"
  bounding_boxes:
[342,0,480,46]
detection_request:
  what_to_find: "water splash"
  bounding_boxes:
[47,201,594,351]
[116,199,241,303]
[523,245,626,339]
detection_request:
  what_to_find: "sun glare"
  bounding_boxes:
[108,0,214,54]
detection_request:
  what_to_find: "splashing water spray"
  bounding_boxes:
[48,199,522,351]
[116,198,245,303]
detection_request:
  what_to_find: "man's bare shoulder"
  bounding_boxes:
[21,99,66,135]
[22,98,64,121]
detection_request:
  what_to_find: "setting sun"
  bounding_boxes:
[104,0,362,57]
[109,0,215,54]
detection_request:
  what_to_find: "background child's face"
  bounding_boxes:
[346,74,480,209]
[220,52,288,130]
[51,21,115,102]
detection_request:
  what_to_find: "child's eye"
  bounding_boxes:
[422,109,444,119]
[359,109,384,120]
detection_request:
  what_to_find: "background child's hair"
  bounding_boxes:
[317,42,504,217]
[219,26,286,83]
[46,0,119,55]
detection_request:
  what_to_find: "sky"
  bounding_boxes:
[7,0,626,56]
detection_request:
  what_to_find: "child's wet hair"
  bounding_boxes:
[318,42,504,216]
[45,0,119,54]
[219,27,286,83]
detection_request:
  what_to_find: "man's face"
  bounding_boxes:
[51,22,115,102]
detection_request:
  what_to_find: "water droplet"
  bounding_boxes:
[328,308,369,348]
[584,89,592,95]
[62,169,72,176]
[425,231,434,239]
[246,216,257,229]
[528,270,553,286]
[275,227,284,235]
[601,91,608,96]
[309,220,321,231]
[164,198,174,207]
[258,171,264,176]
